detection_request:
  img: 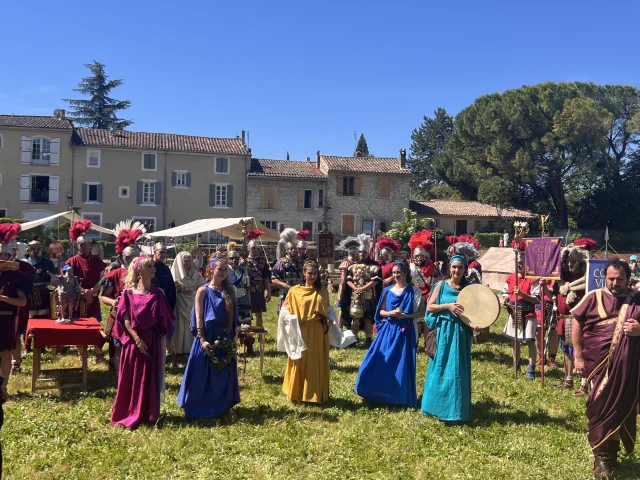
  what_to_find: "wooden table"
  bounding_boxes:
[25,318,104,393]
[239,327,269,376]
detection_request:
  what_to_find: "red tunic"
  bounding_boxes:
[381,261,394,281]
[504,273,537,318]
[105,268,127,300]
[66,254,105,315]
[17,261,36,329]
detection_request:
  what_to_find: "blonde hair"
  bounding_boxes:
[124,256,155,289]
[205,256,236,332]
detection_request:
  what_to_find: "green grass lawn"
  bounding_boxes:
[3,295,638,479]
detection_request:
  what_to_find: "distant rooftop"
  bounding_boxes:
[248,158,327,179]
[411,200,535,218]
[0,114,73,130]
[321,155,410,175]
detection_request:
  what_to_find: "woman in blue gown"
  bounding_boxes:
[355,261,425,407]
[177,255,240,419]
[421,254,473,422]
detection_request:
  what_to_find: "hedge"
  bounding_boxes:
[474,232,503,248]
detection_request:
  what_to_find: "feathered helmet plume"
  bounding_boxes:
[339,236,360,253]
[409,230,435,256]
[69,220,92,243]
[114,219,147,254]
[572,238,596,252]
[247,230,264,241]
[296,229,310,248]
[454,241,479,260]
[0,223,22,245]
[279,228,298,249]
[456,234,481,250]
[357,233,373,252]
[376,236,401,255]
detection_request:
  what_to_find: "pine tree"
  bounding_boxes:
[355,133,370,156]
[63,61,133,129]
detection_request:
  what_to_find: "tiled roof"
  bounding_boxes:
[0,115,73,130]
[321,155,410,175]
[248,158,327,179]
[74,128,250,155]
[410,200,535,218]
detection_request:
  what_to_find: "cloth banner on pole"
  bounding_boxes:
[586,258,608,293]
[524,237,562,280]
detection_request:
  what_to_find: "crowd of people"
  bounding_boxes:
[1,219,640,478]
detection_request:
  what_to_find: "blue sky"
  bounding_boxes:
[2,0,638,160]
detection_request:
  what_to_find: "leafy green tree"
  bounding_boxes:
[356,133,370,156]
[64,61,133,129]
[408,108,454,198]
[384,208,433,246]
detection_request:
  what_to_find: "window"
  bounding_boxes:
[337,176,360,196]
[31,138,51,165]
[302,221,313,237]
[119,186,130,198]
[379,222,387,233]
[259,187,279,209]
[142,181,155,204]
[20,175,59,204]
[215,157,229,174]
[83,183,101,203]
[362,219,374,235]
[132,217,156,232]
[0,208,7,218]
[303,190,312,209]
[172,171,190,188]
[318,189,324,207]
[0,134,3,148]
[378,177,391,198]
[342,215,355,236]
[430,219,441,229]
[87,150,100,168]
[474,220,482,232]
[215,185,227,206]
[29,175,49,203]
[82,213,102,238]
[262,220,278,231]
[142,153,157,171]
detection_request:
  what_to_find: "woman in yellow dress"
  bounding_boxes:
[282,259,330,404]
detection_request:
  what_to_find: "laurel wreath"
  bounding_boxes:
[209,337,237,370]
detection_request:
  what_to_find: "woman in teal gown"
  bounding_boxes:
[421,255,473,422]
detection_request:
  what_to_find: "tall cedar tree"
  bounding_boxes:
[408,107,454,198]
[63,61,133,129]
[356,133,370,156]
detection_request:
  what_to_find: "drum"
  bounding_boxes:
[456,284,501,329]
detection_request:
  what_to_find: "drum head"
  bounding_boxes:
[457,284,501,328]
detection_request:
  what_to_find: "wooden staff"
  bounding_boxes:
[512,221,529,379]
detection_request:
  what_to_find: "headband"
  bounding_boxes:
[449,255,467,266]
[209,256,226,268]
[303,258,318,269]
[134,256,145,273]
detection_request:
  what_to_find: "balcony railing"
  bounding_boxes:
[30,156,51,166]
[29,189,50,203]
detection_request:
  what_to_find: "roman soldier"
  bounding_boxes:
[343,234,381,348]
[337,237,359,329]
[272,228,302,314]
[454,239,483,284]
[377,237,401,287]
[64,220,105,320]
[246,230,271,328]
[227,241,255,354]
[296,229,310,270]
[26,239,57,318]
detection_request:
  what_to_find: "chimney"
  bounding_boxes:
[59,109,66,119]
[316,150,321,169]
[241,130,246,144]
[111,126,118,137]
[400,148,407,168]
[354,150,361,158]
[306,156,310,163]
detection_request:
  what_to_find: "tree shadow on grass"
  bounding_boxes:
[472,349,513,365]
[261,374,284,385]
[331,364,360,374]
[470,398,583,431]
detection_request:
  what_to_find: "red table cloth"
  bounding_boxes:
[25,318,104,348]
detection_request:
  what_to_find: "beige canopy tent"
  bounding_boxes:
[145,217,281,243]
[479,247,516,290]
[18,210,115,236]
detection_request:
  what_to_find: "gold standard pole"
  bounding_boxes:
[513,221,529,379]
[540,215,548,387]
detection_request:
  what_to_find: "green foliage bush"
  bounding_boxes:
[475,232,503,248]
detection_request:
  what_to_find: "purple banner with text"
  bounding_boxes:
[524,237,562,280]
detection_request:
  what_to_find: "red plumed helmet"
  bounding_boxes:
[115,229,144,254]
[457,234,481,249]
[296,230,310,241]
[69,220,92,242]
[0,223,21,244]
[376,236,401,253]
[247,229,264,241]
[409,230,434,250]
[573,238,596,251]
[510,239,525,251]
[446,235,458,245]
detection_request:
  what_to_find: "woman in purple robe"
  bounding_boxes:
[111,256,174,429]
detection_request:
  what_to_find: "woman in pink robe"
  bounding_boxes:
[111,256,174,428]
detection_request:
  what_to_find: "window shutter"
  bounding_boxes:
[342,215,355,235]
[49,176,59,204]
[82,184,88,202]
[49,138,60,166]
[186,172,191,187]
[336,176,343,196]
[21,136,31,164]
[298,189,304,210]
[354,177,361,196]
[272,187,278,209]
[136,181,143,205]
[155,182,162,205]
[227,185,233,207]
[172,171,177,187]
[259,187,267,209]
[209,184,215,207]
[20,174,30,202]
[378,177,390,197]
[97,184,103,203]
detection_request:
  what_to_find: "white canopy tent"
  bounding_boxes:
[18,210,115,236]
[145,217,281,243]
